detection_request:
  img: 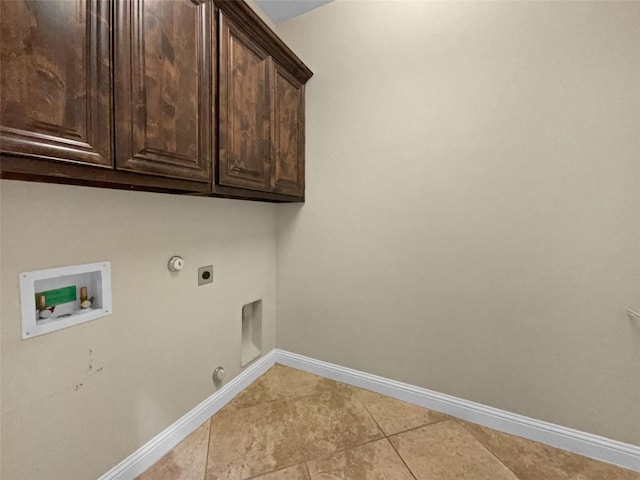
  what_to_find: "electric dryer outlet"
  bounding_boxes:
[198,266,213,286]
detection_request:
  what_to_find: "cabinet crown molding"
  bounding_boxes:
[214,0,313,83]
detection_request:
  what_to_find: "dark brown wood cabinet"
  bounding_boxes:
[214,1,312,200]
[114,0,213,182]
[271,63,305,197]
[218,14,272,192]
[1,0,312,202]
[0,0,113,167]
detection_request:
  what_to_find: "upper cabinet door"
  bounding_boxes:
[114,0,212,182]
[218,13,271,192]
[0,0,112,167]
[271,63,305,197]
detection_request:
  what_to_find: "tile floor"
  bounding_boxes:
[138,364,640,480]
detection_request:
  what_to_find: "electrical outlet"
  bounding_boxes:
[198,265,213,286]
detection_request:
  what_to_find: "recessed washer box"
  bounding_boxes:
[19,261,112,340]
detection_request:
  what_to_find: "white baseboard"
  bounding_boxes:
[97,350,277,480]
[274,349,640,473]
[98,348,640,478]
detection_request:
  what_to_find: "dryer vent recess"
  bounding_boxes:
[241,299,262,367]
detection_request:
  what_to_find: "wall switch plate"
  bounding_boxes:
[198,265,213,286]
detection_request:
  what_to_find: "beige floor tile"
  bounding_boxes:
[206,399,304,480]
[312,379,364,402]
[140,367,640,480]
[567,457,640,480]
[226,366,285,410]
[389,420,518,480]
[288,389,384,460]
[354,388,450,435]
[137,420,210,480]
[461,421,640,480]
[275,365,332,398]
[276,365,364,402]
[307,438,415,480]
[461,421,582,479]
[251,463,311,480]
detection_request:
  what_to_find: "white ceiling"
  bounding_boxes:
[255,0,334,23]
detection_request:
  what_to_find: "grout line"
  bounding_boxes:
[275,363,309,456]
[457,420,522,479]
[203,417,214,480]
[273,363,325,403]
[305,437,386,464]
[279,380,311,475]
[360,400,386,437]
[208,369,307,480]
[223,366,310,412]
[385,437,419,480]
[359,403,419,480]
[242,463,306,480]
[385,417,453,439]
[283,396,307,457]
[225,395,290,412]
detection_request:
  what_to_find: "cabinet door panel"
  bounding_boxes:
[0,0,112,166]
[218,14,271,192]
[272,64,304,197]
[115,0,212,181]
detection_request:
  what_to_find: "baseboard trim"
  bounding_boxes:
[97,350,277,480]
[98,348,640,478]
[274,349,640,473]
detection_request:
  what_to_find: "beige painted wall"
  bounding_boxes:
[276,0,640,445]
[1,2,640,478]
[0,181,277,479]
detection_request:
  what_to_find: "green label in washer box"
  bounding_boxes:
[35,285,77,308]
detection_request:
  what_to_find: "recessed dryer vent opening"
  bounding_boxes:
[241,299,262,367]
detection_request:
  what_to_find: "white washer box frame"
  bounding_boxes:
[20,261,112,340]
